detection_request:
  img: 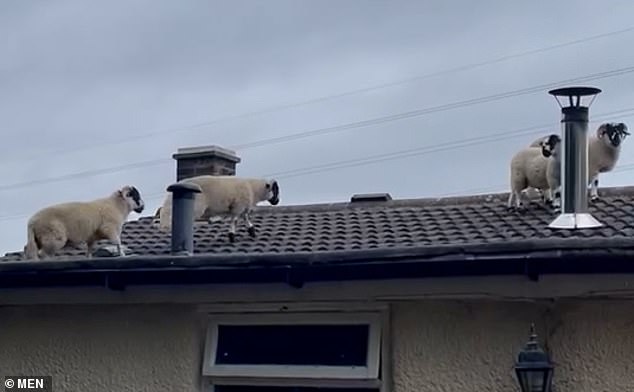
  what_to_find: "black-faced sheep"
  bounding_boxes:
[159,175,279,242]
[588,122,629,200]
[23,186,144,260]
[529,122,629,202]
[508,134,560,210]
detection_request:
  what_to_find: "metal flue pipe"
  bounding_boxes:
[548,86,602,229]
[167,182,202,255]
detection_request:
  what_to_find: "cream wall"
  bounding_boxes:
[0,304,206,392]
[1,298,633,392]
[391,300,634,392]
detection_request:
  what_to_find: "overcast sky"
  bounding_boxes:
[1,0,634,254]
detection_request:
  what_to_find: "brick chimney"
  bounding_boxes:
[172,145,241,181]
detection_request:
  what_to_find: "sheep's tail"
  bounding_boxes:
[24,225,39,260]
[157,197,172,232]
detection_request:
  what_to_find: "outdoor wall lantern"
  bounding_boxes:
[514,324,554,392]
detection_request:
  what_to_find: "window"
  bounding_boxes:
[202,311,384,391]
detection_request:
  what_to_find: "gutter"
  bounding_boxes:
[1,238,634,289]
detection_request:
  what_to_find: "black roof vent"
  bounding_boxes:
[350,193,392,203]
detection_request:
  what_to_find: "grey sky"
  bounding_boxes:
[2,0,634,254]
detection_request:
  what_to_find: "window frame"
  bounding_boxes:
[202,311,383,381]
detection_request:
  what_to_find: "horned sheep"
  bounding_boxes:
[508,134,561,210]
[23,186,145,260]
[158,175,280,242]
[588,122,629,200]
[529,122,629,201]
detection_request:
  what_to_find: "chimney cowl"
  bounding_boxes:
[167,182,203,194]
[547,86,603,229]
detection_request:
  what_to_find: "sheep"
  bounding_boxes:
[525,134,555,201]
[529,122,629,202]
[158,175,280,242]
[508,134,560,210]
[588,122,629,201]
[23,186,145,260]
[545,134,563,209]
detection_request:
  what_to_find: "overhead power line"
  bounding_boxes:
[439,162,634,198]
[232,66,634,150]
[2,65,634,192]
[3,157,634,223]
[4,25,634,166]
[1,105,633,201]
[262,112,634,180]
[2,108,634,223]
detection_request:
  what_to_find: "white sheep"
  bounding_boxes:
[508,135,560,210]
[588,122,629,200]
[529,122,629,202]
[159,175,280,242]
[527,134,562,202]
[23,186,145,260]
[545,135,563,209]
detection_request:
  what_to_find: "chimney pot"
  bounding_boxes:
[167,182,202,255]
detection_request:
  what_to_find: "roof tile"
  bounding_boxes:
[2,186,634,262]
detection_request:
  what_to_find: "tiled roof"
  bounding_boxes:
[2,186,634,263]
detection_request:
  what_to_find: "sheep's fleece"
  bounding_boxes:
[507,134,560,209]
[158,175,279,241]
[588,122,629,200]
[23,186,144,260]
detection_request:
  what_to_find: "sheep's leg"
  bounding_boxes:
[517,191,526,211]
[507,190,524,211]
[39,244,58,260]
[85,242,94,258]
[102,226,126,257]
[117,238,126,257]
[507,192,516,210]
[541,189,552,206]
[228,216,238,243]
[590,176,600,201]
[533,188,544,202]
[516,191,524,210]
[39,232,66,260]
[243,210,256,238]
[552,187,562,211]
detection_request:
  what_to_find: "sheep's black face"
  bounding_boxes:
[541,134,561,158]
[124,186,145,213]
[266,181,280,205]
[604,122,629,147]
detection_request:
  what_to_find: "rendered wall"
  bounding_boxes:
[391,300,634,392]
[0,304,206,392]
[2,299,633,392]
